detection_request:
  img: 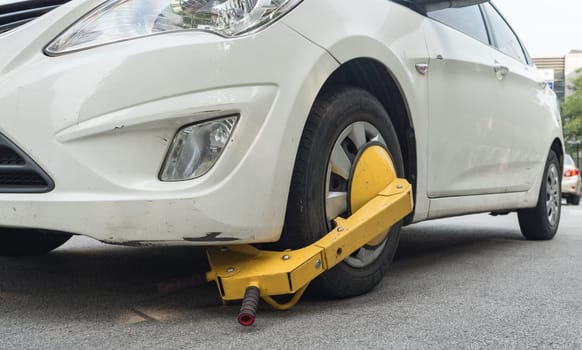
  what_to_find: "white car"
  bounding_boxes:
[562,155,581,205]
[0,0,564,297]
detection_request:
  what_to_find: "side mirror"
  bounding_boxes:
[406,0,489,12]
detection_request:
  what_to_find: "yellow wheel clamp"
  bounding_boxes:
[160,144,414,326]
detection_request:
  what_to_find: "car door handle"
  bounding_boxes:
[494,65,509,80]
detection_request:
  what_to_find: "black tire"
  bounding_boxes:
[282,86,405,298]
[0,229,72,256]
[572,194,580,206]
[518,151,561,240]
[565,196,572,205]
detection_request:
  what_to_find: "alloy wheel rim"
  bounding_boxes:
[546,163,560,227]
[325,121,389,268]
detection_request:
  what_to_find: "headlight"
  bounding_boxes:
[46,0,303,54]
[160,116,237,181]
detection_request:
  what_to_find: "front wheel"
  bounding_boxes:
[517,151,561,240]
[0,229,72,256]
[283,86,405,298]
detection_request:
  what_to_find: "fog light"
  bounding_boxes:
[160,116,237,181]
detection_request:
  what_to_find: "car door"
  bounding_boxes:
[424,5,514,198]
[480,2,554,192]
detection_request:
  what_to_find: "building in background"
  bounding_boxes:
[565,51,582,97]
[534,56,565,102]
[533,50,582,103]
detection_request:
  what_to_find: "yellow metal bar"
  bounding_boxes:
[205,177,413,302]
[261,285,309,311]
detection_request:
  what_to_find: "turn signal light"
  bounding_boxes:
[564,169,580,177]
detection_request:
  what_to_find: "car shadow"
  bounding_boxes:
[395,221,524,262]
[0,219,527,326]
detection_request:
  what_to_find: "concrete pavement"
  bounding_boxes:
[0,204,581,349]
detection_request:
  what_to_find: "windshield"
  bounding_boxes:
[565,155,575,166]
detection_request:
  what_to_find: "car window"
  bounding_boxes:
[428,5,489,45]
[565,155,575,166]
[481,3,527,64]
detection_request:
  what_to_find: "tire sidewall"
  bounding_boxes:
[284,86,405,296]
[518,151,562,240]
[539,152,562,234]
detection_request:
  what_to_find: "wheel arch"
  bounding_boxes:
[525,137,565,214]
[551,137,564,171]
[317,57,418,224]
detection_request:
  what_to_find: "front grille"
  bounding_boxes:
[0,172,48,186]
[0,145,25,165]
[0,0,70,34]
[0,133,54,193]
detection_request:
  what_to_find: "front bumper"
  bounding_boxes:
[562,176,581,196]
[0,3,338,245]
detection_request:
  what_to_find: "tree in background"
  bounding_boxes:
[562,69,582,167]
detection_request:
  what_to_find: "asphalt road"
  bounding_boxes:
[1,204,581,349]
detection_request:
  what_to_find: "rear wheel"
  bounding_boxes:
[572,194,580,206]
[283,86,405,298]
[518,151,561,240]
[0,229,72,256]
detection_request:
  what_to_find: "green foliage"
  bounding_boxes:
[562,69,582,159]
